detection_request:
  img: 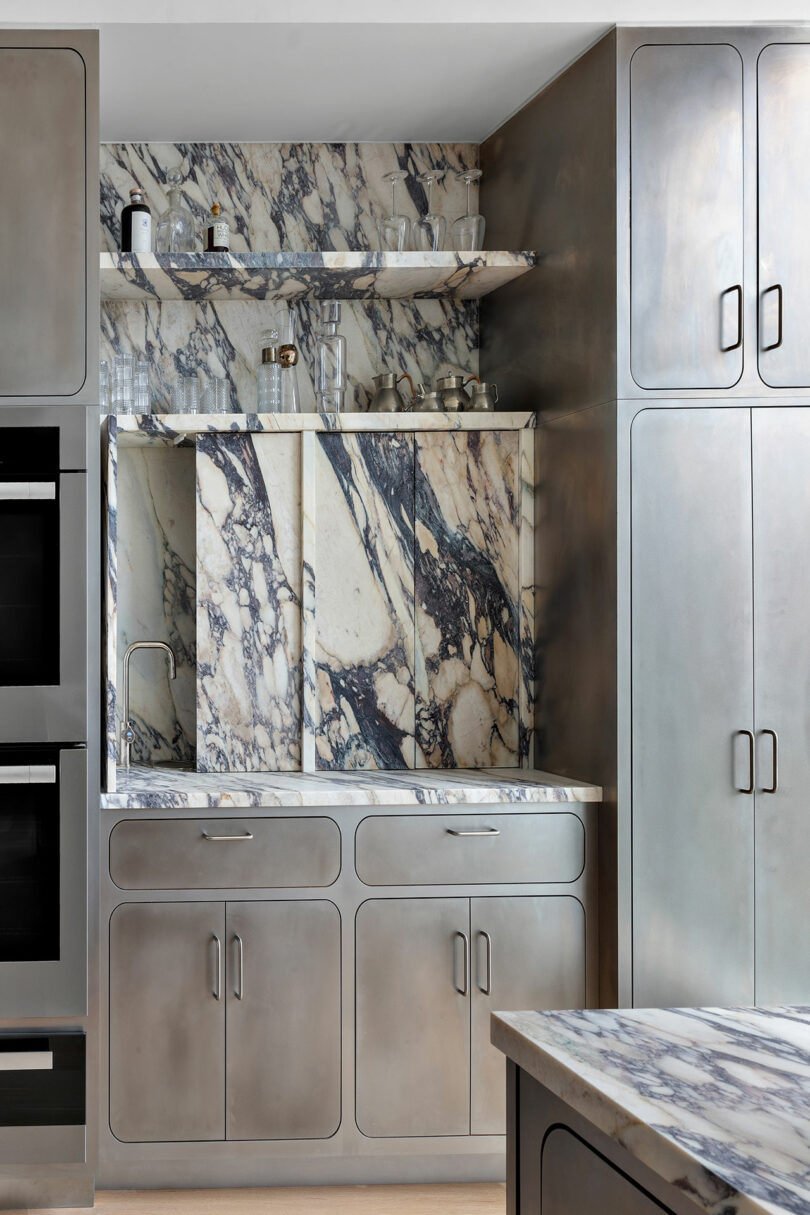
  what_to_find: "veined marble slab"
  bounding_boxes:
[114,410,537,441]
[493,1005,810,1215]
[101,765,601,809]
[310,432,416,770]
[196,433,301,771]
[415,430,521,768]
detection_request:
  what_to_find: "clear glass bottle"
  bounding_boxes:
[155,169,196,253]
[205,202,230,252]
[316,301,347,413]
[276,305,301,414]
[257,330,282,412]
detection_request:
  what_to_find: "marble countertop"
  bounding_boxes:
[101,766,601,810]
[492,1005,810,1215]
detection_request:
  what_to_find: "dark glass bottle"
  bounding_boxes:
[120,187,152,253]
[205,203,230,253]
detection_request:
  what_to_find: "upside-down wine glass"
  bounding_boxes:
[452,168,485,252]
[378,170,411,252]
[412,170,446,252]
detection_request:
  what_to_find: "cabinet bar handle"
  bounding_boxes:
[478,930,493,996]
[0,765,56,785]
[762,283,783,351]
[761,729,778,794]
[446,827,500,837]
[0,481,56,500]
[234,933,244,1000]
[0,1051,53,1071]
[212,934,221,1000]
[721,284,743,352]
[201,832,254,842]
[736,730,755,794]
[454,931,469,996]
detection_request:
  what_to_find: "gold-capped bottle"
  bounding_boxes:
[205,202,230,253]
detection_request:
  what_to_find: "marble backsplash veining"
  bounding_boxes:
[100,142,480,413]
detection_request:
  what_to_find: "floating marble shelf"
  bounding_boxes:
[99,251,537,302]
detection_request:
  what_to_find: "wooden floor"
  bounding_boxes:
[9,1183,506,1215]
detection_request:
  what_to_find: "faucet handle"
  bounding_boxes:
[122,720,135,744]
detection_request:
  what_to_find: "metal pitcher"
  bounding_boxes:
[370,371,415,413]
[469,381,499,411]
[435,374,478,412]
[413,383,443,412]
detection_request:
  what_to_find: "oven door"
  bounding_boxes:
[0,746,86,1018]
[0,419,86,742]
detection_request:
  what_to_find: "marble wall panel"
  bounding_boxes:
[117,443,197,767]
[311,433,416,770]
[414,431,521,768]
[196,433,301,772]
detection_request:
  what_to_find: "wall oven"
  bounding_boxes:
[0,1032,85,1167]
[0,406,86,743]
[0,745,86,1018]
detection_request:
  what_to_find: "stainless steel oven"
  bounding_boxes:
[0,745,86,1018]
[0,406,86,743]
[0,1032,86,1166]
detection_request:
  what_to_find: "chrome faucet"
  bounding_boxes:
[121,641,177,769]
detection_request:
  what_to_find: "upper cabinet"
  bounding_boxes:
[629,44,744,390]
[0,32,97,403]
[757,43,810,388]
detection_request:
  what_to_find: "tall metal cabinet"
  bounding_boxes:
[481,23,810,1007]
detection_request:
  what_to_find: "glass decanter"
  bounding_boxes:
[155,169,196,253]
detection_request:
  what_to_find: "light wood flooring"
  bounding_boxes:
[8,1183,506,1215]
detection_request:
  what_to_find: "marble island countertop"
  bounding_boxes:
[493,1005,810,1215]
[100,766,601,810]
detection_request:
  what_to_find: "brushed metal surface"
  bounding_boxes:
[0,1124,85,1166]
[225,900,341,1140]
[470,897,585,1136]
[355,813,584,887]
[110,817,340,890]
[758,44,810,387]
[542,1127,674,1215]
[355,898,470,1138]
[752,407,810,1002]
[631,408,755,1006]
[630,44,744,389]
[109,901,226,1143]
[0,48,85,398]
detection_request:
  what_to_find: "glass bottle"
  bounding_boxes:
[316,301,347,413]
[257,330,282,412]
[121,187,152,253]
[205,203,230,252]
[155,169,196,253]
[276,305,301,414]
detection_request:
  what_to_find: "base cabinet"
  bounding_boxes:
[109,899,341,1143]
[355,896,586,1138]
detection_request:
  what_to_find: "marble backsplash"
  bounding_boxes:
[100,142,480,413]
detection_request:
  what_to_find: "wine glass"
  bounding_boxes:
[412,170,446,252]
[452,168,486,252]
[378,170,411,252]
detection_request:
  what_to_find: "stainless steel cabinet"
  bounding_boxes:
[110,899,341,1144]
[225,901,341,1140]
[631,408,755,1007]
[0,43,88,398]
[758,44,810,388]
[109,902,226,1143]
[355,896,586,1138]
[541,1127,674,1215]
[630,44,744,391]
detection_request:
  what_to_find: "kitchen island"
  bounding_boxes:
[493,1005,810,1215]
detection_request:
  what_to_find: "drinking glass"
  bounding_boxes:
[452,169,486,252]
[171,376,200,414]
[134,360,150,413]
[113,354,135,414]
[201,377,229,414]
[378,170,411,252]
[99,360,111,415]
[412,170,446,252]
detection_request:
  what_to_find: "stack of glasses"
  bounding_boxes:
[102,355,151,415]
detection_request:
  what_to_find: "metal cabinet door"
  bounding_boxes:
[109,902,225,1142]
[630,44,744,389]
[758,45,810,387]
[542,1127,674,1215]
[355,898,470,1137]
[225,900,341,1140]
[752,408,810,1002]
[470,896,585,1135]
[632,408,755,1007]
[0,46,86,397]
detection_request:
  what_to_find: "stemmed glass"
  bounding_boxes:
[412,170,446,252]
[378,170,411,252]
[452,168,486,252]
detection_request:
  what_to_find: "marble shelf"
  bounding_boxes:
[101,767,602,810]
[99,250,536,302]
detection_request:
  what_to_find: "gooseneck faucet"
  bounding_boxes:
[121,641,177,768]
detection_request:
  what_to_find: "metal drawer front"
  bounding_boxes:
[355,813,585,886]
[110,817,341,890]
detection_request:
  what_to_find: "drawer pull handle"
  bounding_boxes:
[0,1051,54,1071]
[446,827,500,837]
[0,765,56,785]
[201,832,254,842]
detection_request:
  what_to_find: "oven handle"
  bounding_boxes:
[0,481,56,500]
[0,1051,54,1071]
[0,765,57,784]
